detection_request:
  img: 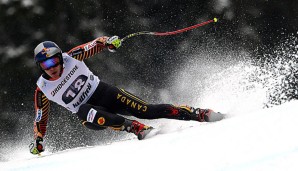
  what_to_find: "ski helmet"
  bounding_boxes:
[34,41,63,71]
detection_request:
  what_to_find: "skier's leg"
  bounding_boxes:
[131,104,223,122]
[76,104,152,139]
[109,88,223,122]
[88,82,223,122]
[76,104,124,128]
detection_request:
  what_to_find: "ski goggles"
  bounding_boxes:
[39,56,60,70]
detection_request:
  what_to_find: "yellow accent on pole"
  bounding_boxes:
[214,18,218,23]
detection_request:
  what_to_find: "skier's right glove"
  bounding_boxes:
[106,35,122,52]
[29,136,44,155]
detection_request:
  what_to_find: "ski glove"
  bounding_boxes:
[106,36,121,52]
[29,136,44,155]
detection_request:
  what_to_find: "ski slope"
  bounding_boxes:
[1,100,298,171]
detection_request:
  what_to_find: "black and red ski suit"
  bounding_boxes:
[33,36,192,139]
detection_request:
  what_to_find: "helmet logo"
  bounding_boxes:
[41,48,51,57]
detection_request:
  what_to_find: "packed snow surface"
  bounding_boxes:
[1,100,298,171]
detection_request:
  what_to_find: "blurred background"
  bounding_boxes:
[0,0,298,161]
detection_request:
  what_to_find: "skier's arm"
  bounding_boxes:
[67,36,108,61]
[30,87,49,155]
[67,36,122,61]
[33,87,50,139]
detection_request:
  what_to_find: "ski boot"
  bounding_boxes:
[179,105,224,122]
[123,119,153,140]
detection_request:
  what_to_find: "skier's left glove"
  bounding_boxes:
[106,36,121,52]
[29,136,45,155]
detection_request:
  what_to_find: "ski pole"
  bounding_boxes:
[121,18,218,43]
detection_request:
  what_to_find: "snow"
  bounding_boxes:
[1,100,298,171]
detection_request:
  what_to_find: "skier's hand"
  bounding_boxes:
[29,136,44,155]
[106,36,121,52]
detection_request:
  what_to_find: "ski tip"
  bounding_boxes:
[213,18,218,23]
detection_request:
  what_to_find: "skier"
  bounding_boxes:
[29,35,224,155]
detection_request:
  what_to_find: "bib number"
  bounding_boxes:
[62,75,88,104]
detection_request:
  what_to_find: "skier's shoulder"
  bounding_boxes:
[36,75,46,89]
[62,52,72,60]
[62,52,82,63]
